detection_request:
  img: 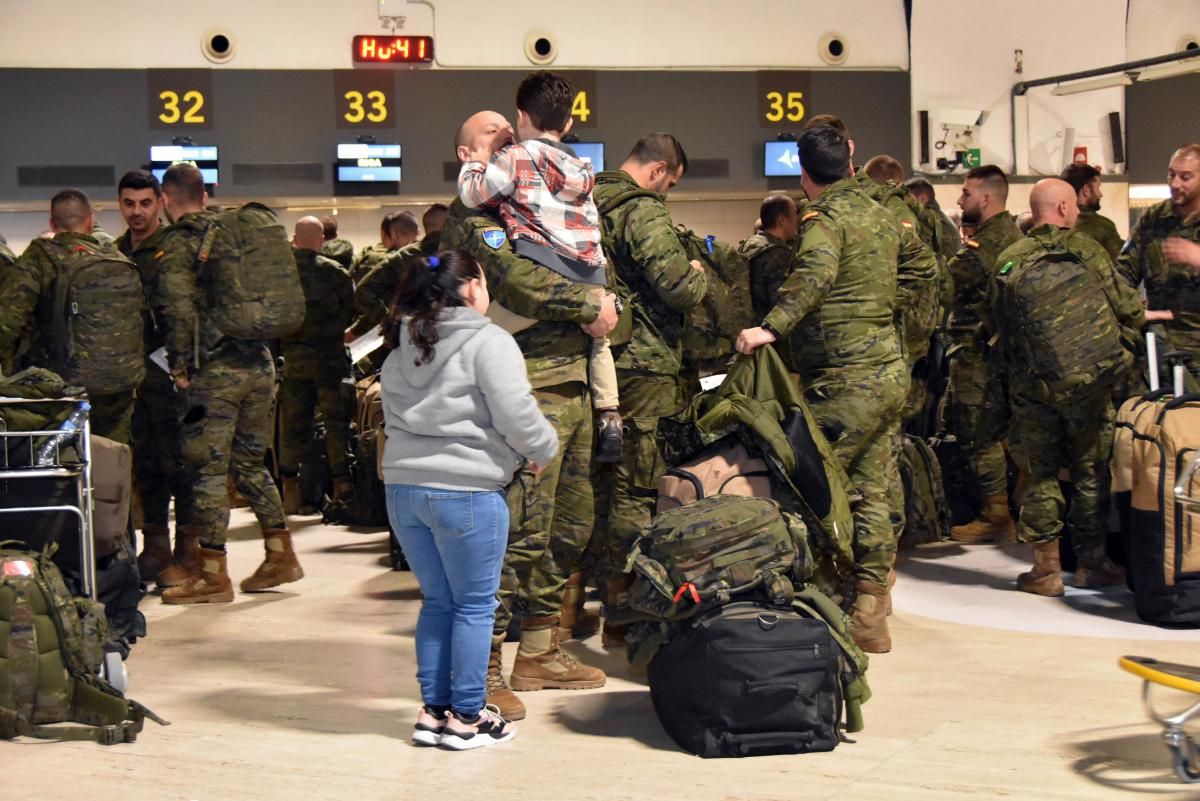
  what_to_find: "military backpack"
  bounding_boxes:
[674,226,755,370]
[30,238,145,396]
[197,202,305,342]
[993,241,1129,403]
[898,434,950,548]
[0,543,167,744]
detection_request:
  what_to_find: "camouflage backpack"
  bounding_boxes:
[993,240,1129,403]
[898,434,950,548]
[674,226,755,370]
[197,202,305,341]
[0,543,167,744]
[31,238,145,396]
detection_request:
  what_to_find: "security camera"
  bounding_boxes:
[939,108,987,130]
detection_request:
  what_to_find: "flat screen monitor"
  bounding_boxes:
[572,142,605,172]
[150,145,219,184]
[763,141,801,177]
[336,143,402,182]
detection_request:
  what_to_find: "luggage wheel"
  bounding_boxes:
[102,651,128,694]
[1121,656,1200,783]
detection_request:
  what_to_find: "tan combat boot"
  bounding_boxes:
[601,575,632,649]
[486,634,526,721]
[558,571,600,642]
[331,477,354,504]
[1074,556,1126,589]
[282,476,302,516]
[510,615,607,691]
[156,526,202,588]
[240,529,305,592]
[1016,540,1065,596]
[137,523,173,581]
[162,547,234,605]
[950,495,1017,544]
[850,579,892,654]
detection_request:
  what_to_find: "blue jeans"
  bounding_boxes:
[386,484,508,716]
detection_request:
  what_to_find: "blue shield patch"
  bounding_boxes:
[482,229,507,250]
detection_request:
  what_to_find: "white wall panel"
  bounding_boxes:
[1127,0,1200,60]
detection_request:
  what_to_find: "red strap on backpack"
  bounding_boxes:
[673,582,700,605]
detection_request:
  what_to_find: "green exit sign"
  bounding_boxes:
[964,148,982,169]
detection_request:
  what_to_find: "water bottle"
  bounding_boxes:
[34,401,90,466]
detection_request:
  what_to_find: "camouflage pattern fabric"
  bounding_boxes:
[1074,207,1124,263]
[0,238,15,269]
[320,237,355,270]
[929,200,963,270]
[674,226,754,371]
[946,211,1022,346]
[348,231,440,338]
[284,249,355,347]
[739,231,794,320]
[350,242,393,285]
[947,349,1009,496]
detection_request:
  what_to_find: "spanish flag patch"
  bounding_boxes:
[965,239,980,249]
[801,210,820,222]
[154,250,165,260]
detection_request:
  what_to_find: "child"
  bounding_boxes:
[379,249,557,750]
[457,70,623,462]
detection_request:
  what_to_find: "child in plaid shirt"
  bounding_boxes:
[458,71,623,462]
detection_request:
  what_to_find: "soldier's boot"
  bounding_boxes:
[510,615,607,691]
[282,476,302,516]
[601,575,633,649]
[162,547,234,605]
[156,527,202,588]
[558,571,599,641]
[850,579,892,654]
[884,567,897,617]
[137,523,173,581]
[240,529,305,592]
[331,477,354,504]
[1016,540,1065,597]
[1074,556,1126,589]
[950,495,1017,544]
[486,634,526,721]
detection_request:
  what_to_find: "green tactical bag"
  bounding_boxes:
[674,226,755,370]
[898,434,950,548]
[994,242,1129,403]
[0,543,167,744]
[32,238,145,396]
[198,202,305,342]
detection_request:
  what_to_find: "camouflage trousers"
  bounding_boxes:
[89,389,135,447]
[131,366,193,528]
[179,345,286,546]
[948,349,1008,497]
[494,382,594,633]
[279,345,353,479]
[803,360,908,590]
[1008,388,1114,565]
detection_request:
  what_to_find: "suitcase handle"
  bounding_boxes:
[721,729,812,756]
[1163,394,1200,412]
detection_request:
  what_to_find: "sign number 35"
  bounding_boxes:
[764,91,805,123]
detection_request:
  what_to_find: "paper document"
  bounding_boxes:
[149,347,171,374]
[699,373,727,392]
[349,326,385,365]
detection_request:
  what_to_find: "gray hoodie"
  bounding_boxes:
[380,306,558,492]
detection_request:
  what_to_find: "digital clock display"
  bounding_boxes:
[352,35,434,64]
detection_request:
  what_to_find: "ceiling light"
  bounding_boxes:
[1130,185,1171,201]
[1136,58,1200,82]
[1051,74,1133,95]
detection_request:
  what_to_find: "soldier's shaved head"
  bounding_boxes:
[455,110,515,163]
[864,155,905,185]
[49,188,93,234]
[1028,178,1079,229]
[293,216,325,251]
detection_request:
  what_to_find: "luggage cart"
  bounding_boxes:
[1120,656,1200,783]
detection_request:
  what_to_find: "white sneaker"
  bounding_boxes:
[439,704,516,750]
[411,705,447,746]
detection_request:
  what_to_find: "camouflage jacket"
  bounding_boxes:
[929,200,963,262]
[440,198,598,388]
[1074,207,1123,263]
[739,231,794,320]
[320,237,355,270]
[152,209,222,371]
[349,230,440,338]
[920,199,960,312]
[350,242,393,284]
[282,249,355,350]
[1116,199,1200,357]
[593,170,708,378]
[116,224,168,354]
[946,211,1022,345]
[762,177,905,373]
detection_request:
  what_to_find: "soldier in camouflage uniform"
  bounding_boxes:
[905,177,963,271]
[279,217,356,515]
[442,110,619,720]
[318,215,355,271]
[350,211,418,284]
[0,189,143,445]
[1116,144,1200,386]
[943,165,1023,544]
[737,126,914,654]
[1061,163,1124,262]
[152,163,302,605]
[740,194,798,319]
[114,170,197,581]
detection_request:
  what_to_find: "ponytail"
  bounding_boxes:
[383,249,484,365]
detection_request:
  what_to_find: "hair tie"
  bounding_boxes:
[427,255,441,269]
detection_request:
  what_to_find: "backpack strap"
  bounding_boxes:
[0,704,147,745]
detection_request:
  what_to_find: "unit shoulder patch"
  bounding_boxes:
[480,228,507,250]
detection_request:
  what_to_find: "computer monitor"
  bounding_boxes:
[336,143,402,182]
[572,142,605,172]
[763,141,801,178]
[150,145,219,184]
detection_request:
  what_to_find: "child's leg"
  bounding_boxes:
[486,302,537,335]
[590,336,620,411]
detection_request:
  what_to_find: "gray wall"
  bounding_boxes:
[1125,73,1200,183]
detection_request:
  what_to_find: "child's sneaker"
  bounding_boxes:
[411,705,448,746]
[439,704,516,750]
[595,410,624,464]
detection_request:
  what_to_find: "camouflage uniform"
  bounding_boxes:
[279,249,355,480]
[762,177,910,589]
[1074,207,1124,263]
[927,198,963,274]
[0,238,15,268]
[320,237,355,271]
[0,232,143,444]
[739,231,794,320]
[439,199,602,633]
[350,242,393,285]
[153,211,286,547]
[116,226,194,528]
[592,170,709,573]
[945,211,1022,498]
[348,231,441,339]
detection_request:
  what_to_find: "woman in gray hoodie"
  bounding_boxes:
[380,249,557,750]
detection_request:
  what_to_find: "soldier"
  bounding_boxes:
[736,125,911,654]
[114,170,197,581]
[1060,163,1123,262]
[0,189,144,444]
[593,133,709,646]
[988,179,1136,595]
[152,163,303,604]
[1116,143,1200,377]
[740,194,798,319]
[318,215,354,271]
[944,165,1023,544]
[905,177,963,262]
[350,210,418,284]
[441,110,619,720]
[279,217,356,515]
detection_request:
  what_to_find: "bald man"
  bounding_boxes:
[986,178,1152,597]
[278,216,356,515]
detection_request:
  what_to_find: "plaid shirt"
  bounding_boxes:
[458,139,606,269]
